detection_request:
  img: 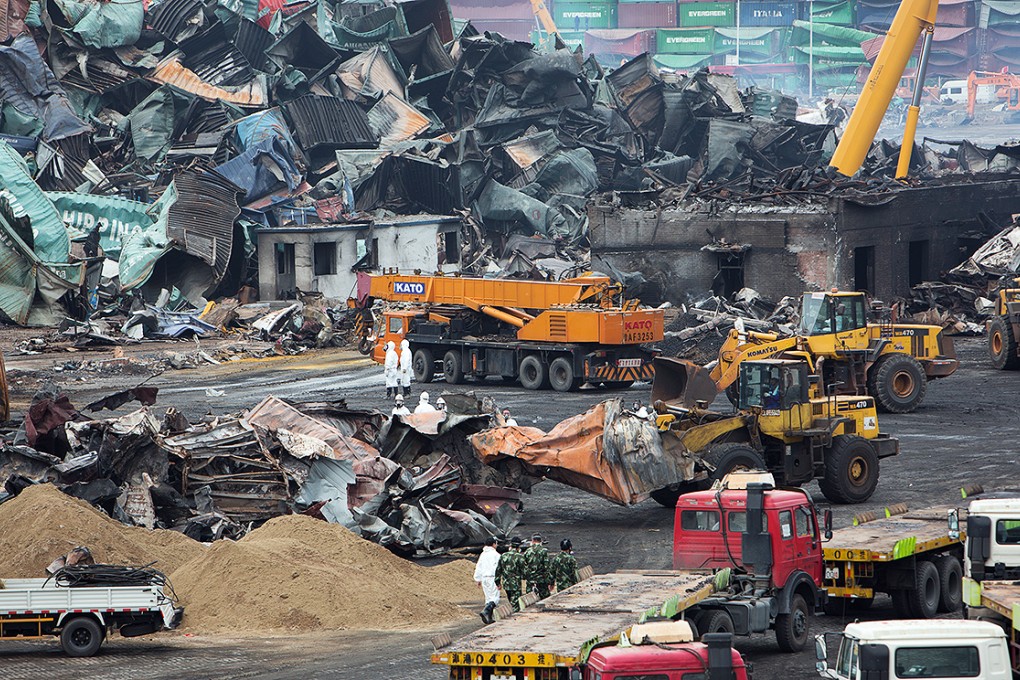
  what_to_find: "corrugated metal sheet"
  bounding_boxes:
[0,0,28,42]
[149,56,267,106]
[618,3,676,29]
[233,19,274,71]
[367,92,431,145]
[148,0,206,43]
[281,95,378,152]
[165,172,241,283]
[0,142,70,264]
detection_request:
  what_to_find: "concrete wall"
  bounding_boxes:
[591,178,1020,303]
[256,217,462,301]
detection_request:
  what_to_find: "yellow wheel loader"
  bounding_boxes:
[655,291,957,413]
[988,279,1020,370]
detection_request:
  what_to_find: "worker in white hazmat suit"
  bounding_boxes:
[398,339,412,397]
[414,391,437,414]
[384,341,399,399]
[474,536,501,624]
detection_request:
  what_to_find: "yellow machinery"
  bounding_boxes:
[348,271,664,391]
[652,290,957,413]
[829,0,939,178]
[652,357,898,506]
[529,0,561,50]
[988,278,1020,370]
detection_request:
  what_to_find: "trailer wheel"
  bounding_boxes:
[519,355,549,390]
[413,349,435,383]
[819,436,879,504]
[698,610,734,636]
[988,316,1020,370]
[867,353,927,413]
[906,559,941,619]
[60,616,104,657]
[934,554,963,612]
[549,357,579,393]
[443,350,464,384]
[775,593,810,653]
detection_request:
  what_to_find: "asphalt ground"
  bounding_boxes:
[1,335,1013,679]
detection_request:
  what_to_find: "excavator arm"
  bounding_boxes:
[829,0,939,178]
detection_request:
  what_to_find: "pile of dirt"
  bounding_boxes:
[0,484,204,577]
[170,514,479,634]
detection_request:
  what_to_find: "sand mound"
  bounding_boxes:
[0,484,204,577]
[170,514,479,634]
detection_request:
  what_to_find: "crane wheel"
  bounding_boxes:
[549,357,579,392]
[819,436,879,504]
[867,354,926,413]
[443,351,464,384]
[988,316,1020,370]
[412,348,435,383]
[519,355,549,391]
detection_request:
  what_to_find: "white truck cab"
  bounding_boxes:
[964,498,1020,581]
[815,620,1010,680]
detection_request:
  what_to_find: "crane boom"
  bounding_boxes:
[829,0,939,177]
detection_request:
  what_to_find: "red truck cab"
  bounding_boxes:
[585,630,750,680]
[672,481,824,590]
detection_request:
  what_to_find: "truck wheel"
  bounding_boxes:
[906,559,941,618]
[867,353,927,413]
[443,350,464,384]
[60,616,104,657]
[819,436,879,504]
[519,355,549,390]
[413,349,434,383]
[989,316,1020,370]
[698,610,734,636]
[934,554,963,612]
[775,593,810,653]
[549,357,579,392]
[702,443,766,484]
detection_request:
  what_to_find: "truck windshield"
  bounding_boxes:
[836,638,858,679]
[894,647,979,678]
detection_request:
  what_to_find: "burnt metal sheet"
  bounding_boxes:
[149,56,267,107]
[246,396,379,460]
[0,36,90,142]
[281,95,378,153]
[367,93,431,145]
[232,18,274,72]
[148,0,207,43]
[165,172,241,285]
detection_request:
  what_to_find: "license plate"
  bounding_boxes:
[825,567,839,580]
[617,358,642,368]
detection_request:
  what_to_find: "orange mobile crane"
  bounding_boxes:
[349,272,664,391]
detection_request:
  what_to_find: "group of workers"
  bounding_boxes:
[474,534,579,625]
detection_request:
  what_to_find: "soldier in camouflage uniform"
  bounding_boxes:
[496,537,526,612]
[550,538,579,592]
[523,534,551,600]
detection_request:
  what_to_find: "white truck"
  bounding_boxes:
[0,574,182,656]
[815,620,1011,680]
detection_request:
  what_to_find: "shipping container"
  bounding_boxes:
[737,1,796,27]
[618,1,676,28]
[552,2,618,30]
[532,29,586,48]
[802,0,855,26]
[714,26,784,61]
[584,28,656,55]
[472,19,535,40]
[656,27,715,53]
[449,0,535,22]
[677,1,734,27]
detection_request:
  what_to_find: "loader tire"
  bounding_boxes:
[650,483,699,508]
[819,436,879,504]
[549,357,579,393]
[775,593,810,653]
[519,355,549,391]
[988,316,1020,370]
[702,444,767,485]
[934,554,963,613]
[868,353,927,413]
[906,559,941,619]
[412,348,435,383]
[61,616,104,657]
[443,350,464,384]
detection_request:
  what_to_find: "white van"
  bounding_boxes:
[816,619,1011,680]
[940,79,967,104]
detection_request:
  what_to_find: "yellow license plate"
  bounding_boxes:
[433,651,560,667]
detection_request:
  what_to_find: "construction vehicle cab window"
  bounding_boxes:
[800,293,867,336]
[739,361,807,411]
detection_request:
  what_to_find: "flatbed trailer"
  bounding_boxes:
[963,578,1020,671]
[431,570,716,678]
[823,505,965,616]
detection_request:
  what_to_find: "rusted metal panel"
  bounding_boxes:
[149,56,267,106]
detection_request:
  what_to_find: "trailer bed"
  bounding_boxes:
[433,570,715,668]
[966,580,1020,621]
[825,506,959,563]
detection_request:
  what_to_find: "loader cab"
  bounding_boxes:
[799,292,867,337]
[738,360,809,412]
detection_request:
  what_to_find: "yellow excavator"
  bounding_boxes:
[653,290,957,413]
[829,0,939,179]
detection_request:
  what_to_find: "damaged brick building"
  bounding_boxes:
[591,175,1020,303]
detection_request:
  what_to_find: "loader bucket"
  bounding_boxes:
[650,357,720,407]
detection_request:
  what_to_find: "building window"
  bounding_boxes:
[371,238,379,267]
[313,242,337,276]
[275,242,294,275]
[854,246,875,294]
[712,253,744,298]
[441,230,459,264]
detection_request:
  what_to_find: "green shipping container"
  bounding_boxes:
[553,2,618,30]
[678,2,734,28]
[810,0,855,26]
[532,29,585,49]
[656,27,715,54]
